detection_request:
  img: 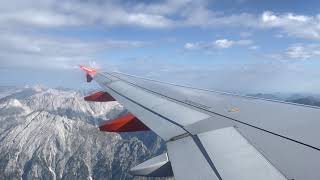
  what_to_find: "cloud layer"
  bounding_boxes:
[1,1,320,36]
[1,0,320,71]
[0,32,145,69]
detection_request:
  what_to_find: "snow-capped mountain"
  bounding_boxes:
[0,86,165,180]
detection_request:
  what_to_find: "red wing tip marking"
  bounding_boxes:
[99,113,150,132]
[79,65,97,75]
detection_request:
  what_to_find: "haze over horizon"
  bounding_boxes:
[1,0,320,94]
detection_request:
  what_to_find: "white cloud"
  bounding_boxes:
[262,11,278,23]
[214,39,234,48]
[0,10,82,27]
[184,38,253,50]
[260,11,320,39]
[287,13,309,22]
[184,42,200,50]
[286,45,311,59]
[270,44,320,60]
[126,13,172,28]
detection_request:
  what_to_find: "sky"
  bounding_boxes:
[1,0,320,94]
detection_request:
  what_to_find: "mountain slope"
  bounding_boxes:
[0,87,165,180]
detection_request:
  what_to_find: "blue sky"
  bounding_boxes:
[1,0,320,94]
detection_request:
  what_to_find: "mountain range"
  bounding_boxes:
[0,86,166,180]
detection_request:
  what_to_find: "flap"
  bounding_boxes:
[130,153,173,177]
[198,127,287,180]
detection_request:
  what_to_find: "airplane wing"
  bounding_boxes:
[80,65,320,180]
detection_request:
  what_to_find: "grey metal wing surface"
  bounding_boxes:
[92,70,320,180]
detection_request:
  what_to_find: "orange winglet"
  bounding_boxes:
[84,91,115,102]
[99,113,149,132]
[79,65,97,75]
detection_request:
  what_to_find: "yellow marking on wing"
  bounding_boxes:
[229,107,240,113]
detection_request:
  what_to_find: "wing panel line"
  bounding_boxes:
[192,135,222,180]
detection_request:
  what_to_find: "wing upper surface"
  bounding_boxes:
[109,71,320,150]
[91,70,320,180]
